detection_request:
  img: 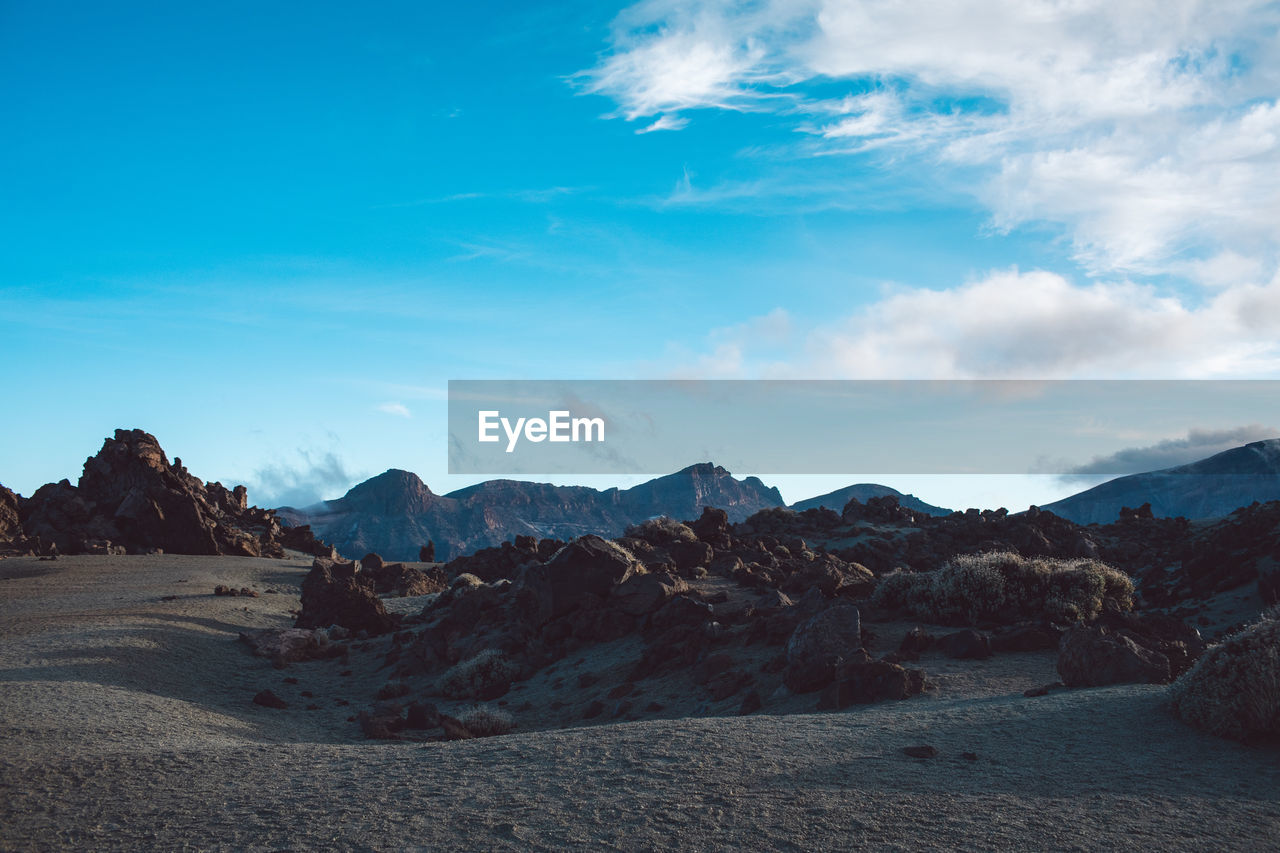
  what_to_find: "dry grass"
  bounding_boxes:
[872,551,1133,625]
[457,704,515,737]
[437,649,519,700]
[622,517,696,544]
[1169,609,1280,742]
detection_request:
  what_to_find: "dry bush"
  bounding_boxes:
[1168,610,1280,742]
[872,551,1133,625]
[623,516,697,544]
[437,648,518,699]
[457,703,515,738]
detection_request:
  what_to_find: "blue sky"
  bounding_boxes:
[4,0,1280,511]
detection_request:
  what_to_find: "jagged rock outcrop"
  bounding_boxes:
[15,429,331,557]
[0,484,22,547]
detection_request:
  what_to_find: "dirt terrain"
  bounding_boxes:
[2,554,1277,851]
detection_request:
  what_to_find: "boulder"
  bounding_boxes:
[296,558,396,635]
[899,626,933,655]
[784,602,863,693]
[611,571,689,617]
[1057,624,1171,687]
[937,629,992,660]
[689,506,731,549]
[252,689,288,710]
[649,595,715,631]
[817,659,927,709]
[991,624,1061,653]
[544,535,638,619]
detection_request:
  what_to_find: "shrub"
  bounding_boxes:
[871,552,1133,625]
[437,649,519,699]
[623,516,697,544]
[457,703,516,738]
[1168,610,1280,742]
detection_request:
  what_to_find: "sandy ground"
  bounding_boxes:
[2,555,1278,851]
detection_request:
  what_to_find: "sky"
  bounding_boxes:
[3,0,1280,512]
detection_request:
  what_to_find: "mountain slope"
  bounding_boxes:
[790,484,952,517]
[1042,439,1280,524]
[277,463,784,561]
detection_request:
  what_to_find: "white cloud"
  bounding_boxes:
[580,0,1280,279]
[377,402,412,418]
[637,114,691,133]
[681,267,1280,379]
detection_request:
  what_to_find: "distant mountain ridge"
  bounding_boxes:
[790,484,952,517]
[1043,439,1280,524]
[277,463,787,561]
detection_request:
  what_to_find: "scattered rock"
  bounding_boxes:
[1023,682,1067,697]
[252,689,288,710]
[902,745,938,759]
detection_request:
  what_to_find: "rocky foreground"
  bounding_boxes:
[2,553,1277,851]
[266,491,1277,744]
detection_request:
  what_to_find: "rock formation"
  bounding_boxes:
[6,429,331,557]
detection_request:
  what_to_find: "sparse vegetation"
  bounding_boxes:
[457,703,515,738]
[1168,609,1280,742]
[437,649,519,699]
[872,551,1134,625]
[623,516,697,544]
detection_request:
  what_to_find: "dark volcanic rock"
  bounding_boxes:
[818,659,926,708]
[938,629,993,660]
[784,602,863,693]
[0,484,23,547]
[16,429,331,558]
[544,535,638,619]
[611,571,689,617]
[252,689,288,710]
[296,558,396,635]
[1056,624,1171,687]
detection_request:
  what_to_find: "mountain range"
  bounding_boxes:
[1041,439,1280,525]
[276,463,787,561]
[279,439,1280,560]
[790,484,951,517]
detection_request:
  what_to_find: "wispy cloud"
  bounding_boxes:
[1059,425,1280,481]
[579,0,1280,280]
[637,114,690,133]
[377,402,412,418]
[373,186,586,209]
[249,450,359,508]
